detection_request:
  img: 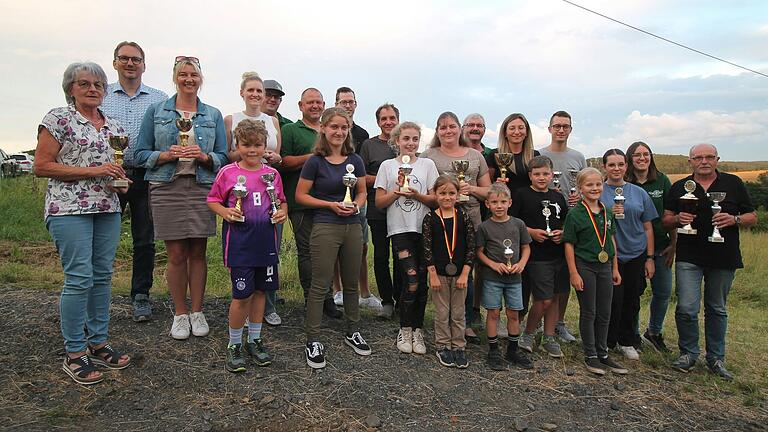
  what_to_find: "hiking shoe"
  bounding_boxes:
[397,327,413,354]
[170,314,190,340]
[584,357,607,375]
[671,354,696,373]
[617,345,640,360]
[323,298,342,319]
[506,348,534,370]
[453,349,469,368]
[132,294,152,322]
[436,348,454,367]
[518,332,535,353]
[555,321,577,343]
[333,290,344,306]
[378,303,394,319]
[707,359,734,381]
[306,341,326,369]
[246,338,272,366]
[226,344,247,373]
[600,356,628,374]
[487,349,507,371]
[189,311,209,337]
[345,332,372,356]
[412,328,427,355]
[642,330,670,353]
[542,336,564,358]
[264,312,282,326]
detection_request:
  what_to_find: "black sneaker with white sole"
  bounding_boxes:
[306,341,326,369]
[344,332,372,356]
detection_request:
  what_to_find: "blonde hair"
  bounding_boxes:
[240,71,263,90]
[173,59,203,89]
[576,167,603,189]
[497,113,535,173]
[234,119,268,147]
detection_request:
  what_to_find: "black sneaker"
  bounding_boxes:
[226,344,247,373]
[344,332,372,356]
[245,338,272,366]
[436,348,455,367]
[671,354,696,373]
[599,356,628,374]
[584,357,606,375]
[487,349,507,371]
[506,348,534,370]
[642,330,671,353]
[306,341,326,369]
[323,298,342,319]
[453,349,469,368]
[707,359,734,381]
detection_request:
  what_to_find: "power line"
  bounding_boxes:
[560,0,768,79]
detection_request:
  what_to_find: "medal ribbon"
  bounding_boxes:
[437,207,457,263]
[581,201,608,251]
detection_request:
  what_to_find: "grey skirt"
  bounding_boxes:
[149,175,216,241]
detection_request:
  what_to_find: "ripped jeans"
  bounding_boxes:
[391,232,428,329]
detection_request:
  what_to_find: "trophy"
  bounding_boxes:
[541,200,554,237]
[613,187,626,220]
[568,169,579,206]
[707,192,726,243]
[107,135,129,188]
[552,171,562,190]
[494,152,513,181]
[231,175,247,222]
[175,118,194,162]
[677,180,699,235]
[451,159,470,202]
[342,164,357,208]
[260,172,281,224]
[399,155,413,192]
[503,239,514,268]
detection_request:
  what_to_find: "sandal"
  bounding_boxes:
[62,355,104,385]
[88,344,132,370]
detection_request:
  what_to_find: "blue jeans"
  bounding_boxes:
[47,213,121,353]
[647,252,673,335]
[264,223,283,315]
[675,261,735,363]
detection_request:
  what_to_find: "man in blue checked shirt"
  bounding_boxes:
[101,41,168,322]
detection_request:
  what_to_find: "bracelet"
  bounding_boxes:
[646,255,654,260]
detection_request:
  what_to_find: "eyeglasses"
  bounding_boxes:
[550,124,572,131]
[75,80,105,91]
[175,56,200,65]
[337,100,356,106]
[116,55,143,64]
[265,93,282,100]
[690,155,718,162]
[631,152,651,159]
[463,123,485,128]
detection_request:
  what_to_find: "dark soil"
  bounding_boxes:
[0,286,765,432]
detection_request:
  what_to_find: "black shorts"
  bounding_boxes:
[229,266,279,300]
[523,259,569,301]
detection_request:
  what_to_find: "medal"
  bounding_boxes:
[582,201,610,264]
[437,207,458,276]
[445,263,458,276]
[598,250,609,263]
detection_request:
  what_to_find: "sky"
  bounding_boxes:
[1,0,767,160]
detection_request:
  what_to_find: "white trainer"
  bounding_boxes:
[397,327,413,353]
[333,291,344,306]
[264,312,282,326]
[359,294,383,310]
[412,328,427,355]
[170,314,190,340]
[190,311,210,337]
[617,344,640,360]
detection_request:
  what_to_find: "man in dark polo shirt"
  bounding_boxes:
[263,79,293,129]
[462,113,492,159]
[335,87,369,152]
[662,143,757,381]
[280,88,341,318]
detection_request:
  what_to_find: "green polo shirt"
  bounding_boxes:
[280,120,317,211]
[633,172,672,251]
[480,143,493,159]
[276,112,293,129]
[562,202,617,263]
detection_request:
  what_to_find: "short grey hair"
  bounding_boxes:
[463,113,485,125]
[62,62,108,105]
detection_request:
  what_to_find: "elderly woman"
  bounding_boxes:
[135,56,229,340]
[35,62,132,385]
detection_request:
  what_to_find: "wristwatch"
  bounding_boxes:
[734,215,742,226]
[646,255,654,260]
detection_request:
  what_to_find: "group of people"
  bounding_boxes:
[35,41,757,385]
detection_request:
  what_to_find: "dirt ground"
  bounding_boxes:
[0,286,765,432]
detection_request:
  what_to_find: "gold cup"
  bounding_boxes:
[451,159,470,202]
[494,152,513,180]
[175,118,194,162]
[231,175,247,223]
[107,135,129,188]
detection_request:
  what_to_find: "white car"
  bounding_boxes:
[10,153,34,173]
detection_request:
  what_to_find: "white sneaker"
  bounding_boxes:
[333,291,344,306]
[359,295,383,310]
[170,314,190,340]
[397,327,413,353]
[189,311,210,337]
[412,328,427,355]
[264,312,282,326]
[617,344,640,360]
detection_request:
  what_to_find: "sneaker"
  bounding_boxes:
[555,321,577,343]
[436,348,455,367]
[264,312,282,326]
[170,314,190,340]
[397,327,413,354]
[246,338,272,366]
[323,298,342,319]
[541,336,564,358]
[671,354,696,373]
[306,341,326,369]
[707,359,734,381]
[378,303,394,319]
[132,294,152,322]
[344,332,372,356]
[226,344,247,373]
[333,290,344,306]
[584,357,606,375]
[506,348,534,369]
[487,349,507,371]
[617,344,640,360]
[412,328,427,355]
[599,356,628,374]
[453,349,469,368]
[642,330,670,354]
[518,332,535,353]
[189,311,209,337]
[359,295,383,310]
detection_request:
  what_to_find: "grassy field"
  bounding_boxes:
[1,175,766,407]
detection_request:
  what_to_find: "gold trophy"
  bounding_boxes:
[494,152,513,181]
[260,172,281,224]
[503,239,514,268]
[399,155,413,192]
[613,187,626,220]
[175,118,194,162]
[541,200,554,237]
[342,164,357,208]
[107,135,129,188]
[707,192,726,243]
[552,171,562,190]
[451,159,470,202]
[677,180,699,235]
[231,175,247,222]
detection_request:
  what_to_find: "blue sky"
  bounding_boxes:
[1,0,766,160]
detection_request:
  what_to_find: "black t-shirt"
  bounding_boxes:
[486,149,541,200]
[422,208,476,276]
[664,171,754,269]
[360,136,396,221]
[510,187,569,261]
[351,123,369,153]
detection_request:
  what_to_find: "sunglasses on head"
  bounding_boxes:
[175,56,200,66]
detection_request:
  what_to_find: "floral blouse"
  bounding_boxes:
[39,105,124,219]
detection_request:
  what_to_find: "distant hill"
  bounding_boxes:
[586,154,768,175]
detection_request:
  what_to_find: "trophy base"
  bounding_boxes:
[545,231,554,237]
[178,157,195,162]
[231,216,245,223]
[458,194,470,202]
[708,236,724,243]
[400,186,410,193]
[342,202,356,208]
[677,227,698,235]
[111,179,129,188]
[615,214,625,220]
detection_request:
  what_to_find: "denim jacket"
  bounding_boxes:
[134,95,229,184]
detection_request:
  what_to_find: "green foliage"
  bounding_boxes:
[0,176,50,241]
